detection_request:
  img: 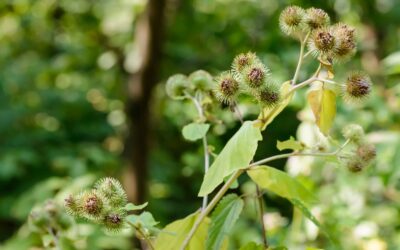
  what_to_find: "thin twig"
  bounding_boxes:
[292,31,311,85]
[47,227,61,250]
[256,185,268,248]
[186,93,210,211]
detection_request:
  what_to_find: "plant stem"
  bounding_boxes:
[256,185,268,248]
[292,31,311,85]
[180,169,244,250]
[47,227,61,250]
[129,223,155,250]
[186,93,210,211]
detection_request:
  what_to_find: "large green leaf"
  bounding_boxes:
[247,166,317,205]
[198,121,262,196]
[206,194,244,250]
[154,212,209,250]
[182,123,210,141]
[307,81,336,135]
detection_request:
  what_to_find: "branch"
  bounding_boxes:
[292,31,311,85]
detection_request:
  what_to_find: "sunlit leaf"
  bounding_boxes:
[257,81,293,131]
[182,123,210,141]
[206,194,244,250]
[198,121,262,196]
[126,212,158,228]
[307,81,336,135]
[154,212,209,250]
[239,242,264,250]
[277,136,304,151]
[247,165,317,205]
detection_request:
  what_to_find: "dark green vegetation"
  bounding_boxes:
[0,0,400,249]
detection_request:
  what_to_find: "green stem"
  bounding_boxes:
[186,93,210,211]
[256,185,268,248]
[292,31,311,85]
[129,223,155,250]
[180,169,244,250]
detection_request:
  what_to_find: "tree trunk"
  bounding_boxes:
[123,0,166,204]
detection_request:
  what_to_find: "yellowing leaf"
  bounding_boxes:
[277,136,304,151]
[154,212,209,250]
[257,81,293,131]
[198,121,262,197]
[182,123,210,141]
[307,81,336,135]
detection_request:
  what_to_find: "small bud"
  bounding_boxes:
[332,23,356,62]
[44,200,58,217]
[256,82,280,108]
[342,124,364,144]
[279,6,305,36]
[79,191,104,218]
[232,52,258,75]
[308,28,335,57]
[165,74,189,100]
[346,158,365,173]
[103,212,125,232]
[95,177,128,209]
[188,70,213,91]
[357,143,376,162]
[214,71,239,105]
[242,62,269,89]
[304,8,330,30]
[64,195,81,217]
[344,72,372,101]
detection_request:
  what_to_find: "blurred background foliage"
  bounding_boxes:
[0,0,399,249]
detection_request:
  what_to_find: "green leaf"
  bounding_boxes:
[257,81,293,131]
[247,166,317,205]
[291,199,338,247]
[182,123,210,141]
[277,136,304,151]
[268,247,288,250]
[307,81,336,135]
[306,247,324,250]
[124,202,148,211]
[126,211,158,228]
[154,212,209,250]
[206,194,244,250]
[239,242,264,250]
[198,121,262,196]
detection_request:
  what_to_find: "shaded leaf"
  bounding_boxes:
[257,81,293,131]
[154,212,209,250]
[291,199,338,247]
[124,202,148,211]
[182,123,210,141]
[307,81,336,135]
[247,166,316,205]
[277,136,304,151]
[206,194,244,250]
[198,121,262,196]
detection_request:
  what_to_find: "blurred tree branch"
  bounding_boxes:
[123,0,167,204]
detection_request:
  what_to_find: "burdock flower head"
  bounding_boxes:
[279,6,305,36]
[304,7,330,30]
[231,52,258,75]
[344,71,372,101]
[242,61,269,89]
[308,27,335,58]
[332,23,356,62]
[256,81,281,108]
[214,71,239,105]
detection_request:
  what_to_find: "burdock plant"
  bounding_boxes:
[160,5,377,250]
